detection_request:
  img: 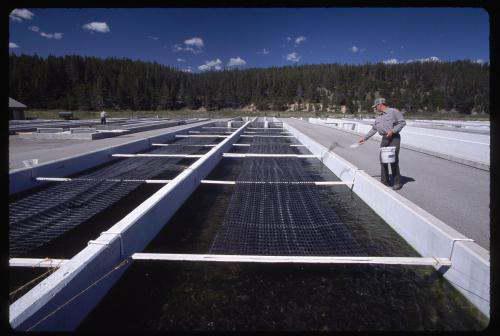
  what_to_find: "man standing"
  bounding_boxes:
[359,98,406,190]
[100,110,107,125]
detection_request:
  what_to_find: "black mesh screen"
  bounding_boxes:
[9,136,218,256]
[210,130,364,256]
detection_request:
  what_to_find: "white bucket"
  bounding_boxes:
[380,146,396,163]
[22,159,39,168]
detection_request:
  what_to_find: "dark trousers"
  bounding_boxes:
[380,134,401,186]
[100,117,106,125]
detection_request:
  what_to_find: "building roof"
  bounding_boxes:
[9,97,27,108]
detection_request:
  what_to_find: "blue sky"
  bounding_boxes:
[9,8,489,72]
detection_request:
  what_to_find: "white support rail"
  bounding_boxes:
[201,180,351,185]
[151,143,216,147]
[247,127,283,130]
[202,126,239,129]
[200,180,236,185]
[240,135,294,138]
[176,134,229,138]
[223,153,317,158]
[131,253,452,267]
[10,258,69,268]
[36,177,352,186]
[112,154,203,158]
[36,177,172,184]
[244,132,291,135]
[232,144,304,147]
[189,130,232,134]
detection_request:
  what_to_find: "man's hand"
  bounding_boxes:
[386,130,394,138]
[358,137,365,144]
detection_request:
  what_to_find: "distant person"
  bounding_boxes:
[100,110,107,125]
[358,98,406,190]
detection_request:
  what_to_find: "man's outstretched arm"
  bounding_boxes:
[359,127,376,143]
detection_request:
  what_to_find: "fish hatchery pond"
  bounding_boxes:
[76,156,487,331]
[9,121,488,331]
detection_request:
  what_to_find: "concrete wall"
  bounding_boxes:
[10,120,252,331]
[308,118,490,167]
[9,120,216,195]
[283,121,490,318]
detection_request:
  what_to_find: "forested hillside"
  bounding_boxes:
[9,54,489,115]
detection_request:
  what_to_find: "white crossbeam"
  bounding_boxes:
[131,253,452,267]
[247,127,283,130]
[223,153,317,158]
[240,135,294,138]
[189,130,231,134]
[36,177,350,186]
[200,179,236,185]
[176,134,229,138]
[244,132,291,135]
[36,177,172,184]
[10,258,69,268]
[232,144,304,147]
[151,143,216,147]
[202,126,239,129]
[112,153,203,158]
[201,180,351,185]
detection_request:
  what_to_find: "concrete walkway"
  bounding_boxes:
[283,118,490,250]
[9,119,221,171]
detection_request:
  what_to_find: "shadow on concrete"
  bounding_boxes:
[399,175,416,186]
[371,175,416,187]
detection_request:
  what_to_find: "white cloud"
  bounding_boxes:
[148,36,159,40]
[182,66,193,73]
[10,15,22,22]
[82,22,110,33]
[286,52,301,63]
[286,36,292,42]
[351,45,359,53]
[173,44,202,54]
[184,37,204,48]
[10,9,34,22]
[425,56,440,62]
[177,58,186,62]
[407,56,440,63]
[383,58,398,64]
[295,36,306,45]
[9,42,20,49]
[198,59,222,71]
[28,25,63,40]
[257,48,270,55]
[40,32,63,40]
[186,47,201,54]
[227,57,246,67]
[475,59,485,64]
[173,37,204,54]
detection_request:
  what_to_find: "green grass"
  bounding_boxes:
[24,109,490,121]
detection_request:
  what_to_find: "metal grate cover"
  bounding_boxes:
[9,136,217,256]
[210,132,364,256]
